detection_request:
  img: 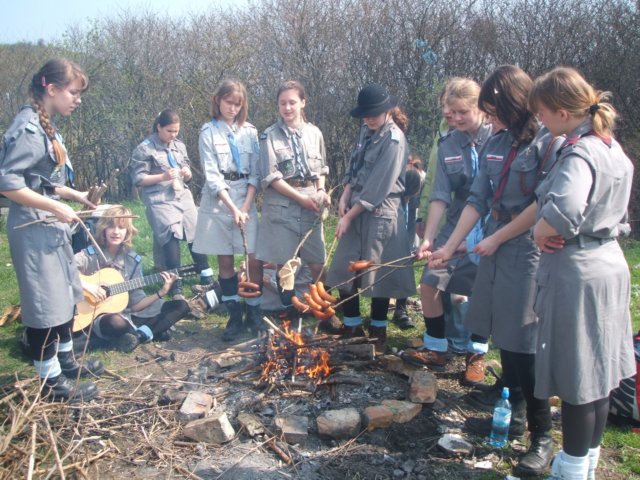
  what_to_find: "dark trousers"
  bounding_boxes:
[26,319,74,361]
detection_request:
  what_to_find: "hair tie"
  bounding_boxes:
[589,103,600,115]
[41,76,47,88]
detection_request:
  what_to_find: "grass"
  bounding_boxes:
[0,201,639,476]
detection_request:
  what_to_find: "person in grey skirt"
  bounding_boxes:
[327,84,416,353]
[256,80,330,320]
[192,80,262,340]
[130,110,212,299]
[0,59,102,402]
[407,78,492,380]
[529,67,635,480]
[430,66,562,476]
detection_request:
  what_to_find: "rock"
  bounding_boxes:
[401,459,416,473]
[176,391,213,422]
[406,337,424,349]
[316,408,361,439]
[393,469,405,478]
[214,353,244,369]
[437,433,474,457]
[275,415,308,444]
[182,412,235,444]
[409,371,437,404]
[474,460,493,469]
[363,405,394,431]
[157,387,187,406]
[379,354,421,379]
[237,412,265,437]
[382,400,422,423]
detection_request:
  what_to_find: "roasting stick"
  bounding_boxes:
[13,212,138,229]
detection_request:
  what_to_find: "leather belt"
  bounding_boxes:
[564,235,615,246]
[223,172,249,181]
[490,208,518,223]
[286,178,314,188]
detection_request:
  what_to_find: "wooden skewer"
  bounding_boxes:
[13,214,138,230]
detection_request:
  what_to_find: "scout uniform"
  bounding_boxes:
[464,127,562,353]
[130,133,198,247]
[192,119,260,255]
[534,121,635,405]
[0,106,83,329]
[327,119,416,299]
[75,246,162,339]
[257,118,328,265]
[421,123,493,296]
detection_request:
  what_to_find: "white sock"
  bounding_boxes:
[587,447,600,480]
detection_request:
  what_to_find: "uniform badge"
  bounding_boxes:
[278,159,295,176]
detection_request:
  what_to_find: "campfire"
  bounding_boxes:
[259,320,331,385]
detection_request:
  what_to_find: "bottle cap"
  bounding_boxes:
[501,387,510,399]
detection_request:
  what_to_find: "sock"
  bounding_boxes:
[57,340,73,353]
[200,268,214,285]
[423,332,448,352]
[343,315,362,327]
[34,357,62,380]
[136,325,154,342]
[467,339,489,354]
[370,319,388,328]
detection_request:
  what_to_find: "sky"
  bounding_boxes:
[1,0,247,44]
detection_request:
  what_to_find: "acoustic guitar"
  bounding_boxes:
[73,264,197,332]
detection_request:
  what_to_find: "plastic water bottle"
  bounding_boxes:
[489,387,511,448]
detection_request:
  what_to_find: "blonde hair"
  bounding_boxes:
[445,77,481,110]
[212,80,249,127]
[29,59,88,167]
[95,206,137,250]
[529,67,617,137]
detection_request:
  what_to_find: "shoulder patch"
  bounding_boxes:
[142,139,152,146]
[259,132,268,141]
[86,246,96,255]
[390,129,401,143]
[127,251,142,263]
[25,122,38,134]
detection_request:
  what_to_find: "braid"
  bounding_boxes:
[32,99,66,167]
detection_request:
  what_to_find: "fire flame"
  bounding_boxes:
[260,320,331,384]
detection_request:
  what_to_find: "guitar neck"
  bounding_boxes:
[108,268,184,296]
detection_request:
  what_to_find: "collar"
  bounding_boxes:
[212,118,237,135]
[563,120,611,148]
[277,118,305,139]
[150,133,177,151]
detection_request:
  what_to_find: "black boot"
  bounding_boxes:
[245,304,266,335]
[391,300,415,329]
[515,433,554,476]
[58,349,104,378]
[465,369,504,411]
[465,391,526,440]
[41,374,99,403]
[222,300,244,342]
[169,278,184,299]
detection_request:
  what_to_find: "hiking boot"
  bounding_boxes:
[391,304,416,330]
[465,370,504,411]
[58,350,104,378]
[340,325,366,338]
[41,374,98,403]
[191,279,221,296]
[515,433,554,477]
[221,300,244,342]
[400,349,447,371]
[187,295,208,320]
[317,315,345,335]
[245,304,266,335]
[462,353,485,387]
[369,326,387,354]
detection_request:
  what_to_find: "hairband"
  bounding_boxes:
[589,103,600,115]
[41,76,47,88]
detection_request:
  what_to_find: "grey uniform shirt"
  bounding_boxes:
[430,124,493,246]
[0,106,83,328]
[130,133,198,246]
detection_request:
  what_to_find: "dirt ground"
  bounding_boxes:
[0,314,631,480]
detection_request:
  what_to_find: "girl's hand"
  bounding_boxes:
[315,190,331,209]
[535,234,565,253]
[428,245,455,268]
[163,168,180,181]
[159,271,178,295]
[84,283,107,303]
[336,215,352,238]
[473,235,500,257]
[51,201,80,223]
[338,193,350,217]
[233,208,249,226]
[301,195,320,213]
[180,166,192,181]
[415,238,434,260]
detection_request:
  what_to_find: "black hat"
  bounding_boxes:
[350,84,399,118]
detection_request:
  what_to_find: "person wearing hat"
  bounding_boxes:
[327,84,416,354]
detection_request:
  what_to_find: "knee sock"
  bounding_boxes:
[423,314,447,351]
[370,297,389,328]
[340,290,361,326]
[220,274,240,303]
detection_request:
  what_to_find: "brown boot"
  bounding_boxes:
[462,353,485,386]
[400,349,446,371]
[341,325,366,338]
[368,326,387,355]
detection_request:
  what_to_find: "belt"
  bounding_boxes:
[286,178,314,188]
[490,208,518,223]
[223,172,249,181]
[564,235,615,247]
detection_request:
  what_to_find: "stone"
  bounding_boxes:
[363,405,394,431]
[401,459,416,473]
[382,400,422,423]
[214,353,244,369]
[275,415,308,444]
[237,412,265,437]
[379,354,421,379]
[157,388,187,406]
[406,337,424,349]
[182,412,235,444]
[316,408,361,439]
[409,370,437,404]
[437,433,474,457]
[176,391,213,422]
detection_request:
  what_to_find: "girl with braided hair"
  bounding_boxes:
[0,58,102,403]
